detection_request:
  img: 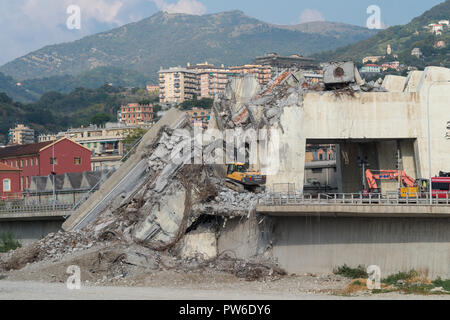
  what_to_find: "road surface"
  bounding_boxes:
[1,281,449,300]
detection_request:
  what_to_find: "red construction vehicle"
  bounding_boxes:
[364,169,429,198]
[364,169,450,199]
[430,175,450,199]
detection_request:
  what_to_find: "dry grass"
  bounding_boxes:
[340,278,395,295]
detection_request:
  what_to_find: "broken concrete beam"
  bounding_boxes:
[382,75,407,92]
[232,106,250,126]
[323,61,356,85]
[63,108,189,232]
[133,182,187,248]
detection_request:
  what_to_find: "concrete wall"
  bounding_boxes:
[217,217,262,259]
[266,106,305,191]
[278,67,450,193]
[271,216,450,279]
[0,220,63,246]
[218,214,450,279]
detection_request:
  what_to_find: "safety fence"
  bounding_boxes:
[259,192,450,206]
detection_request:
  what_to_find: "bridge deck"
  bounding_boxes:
[0,211,69,221]
[257,204,450,218]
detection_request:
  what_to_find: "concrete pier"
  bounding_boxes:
[272,216,450,279]
[0,212,66,245]
[219,212,450,279]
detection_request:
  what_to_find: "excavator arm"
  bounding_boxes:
[399,172,416,188]
[365,169,417,191]
[365,169,380,190]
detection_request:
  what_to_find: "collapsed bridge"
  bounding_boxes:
[2,64,450,279]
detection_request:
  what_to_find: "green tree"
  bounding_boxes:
[0,92,13,104]
[178,98,214,110]
[153,104,162,114]
[0,232,21,253]
[90,112,112,126]
[122,128,148,156]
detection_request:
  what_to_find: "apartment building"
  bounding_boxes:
[229,64,272,86]
[381,61,401,71]
[158,67,199,104]
[120,103,154,126]
[360,64,382,74]
[8,124,35,145]
[186,107,211,129]
[146,85,160,94]
[159,62,273,103]
[189,62,239,99]
[39,123,142,171]
[254,52,318,77]
[362,56,383,64]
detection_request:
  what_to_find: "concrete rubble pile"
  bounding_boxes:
[0,107,276,281]
[322,61,387,93]
[212,71,306,133]
[212,61,388,139]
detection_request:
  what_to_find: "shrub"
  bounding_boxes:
[0,232,21,253]
[333,264,368,279]
[433,277,450,291]
[382,270,418,285]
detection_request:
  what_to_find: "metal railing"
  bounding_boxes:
[259,192,450,206]
[0,203,73,214]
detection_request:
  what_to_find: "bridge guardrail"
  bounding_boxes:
[0,203,73,214]
[259,192,450,206]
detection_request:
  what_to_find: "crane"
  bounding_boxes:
[364,169,429,197]
[365,169,416,190]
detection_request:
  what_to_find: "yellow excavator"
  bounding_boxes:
[225,163,266,193]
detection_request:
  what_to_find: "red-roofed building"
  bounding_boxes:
[0,163,21,200]
[0,138,92,191]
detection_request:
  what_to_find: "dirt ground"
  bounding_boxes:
[1,244,347,295]
[2,280,450,300]
[1,244,449,300]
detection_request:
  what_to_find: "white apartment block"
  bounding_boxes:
[158,67,199,104]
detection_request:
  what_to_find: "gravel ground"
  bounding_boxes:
[1,280,449,300]
[1,244,448,300]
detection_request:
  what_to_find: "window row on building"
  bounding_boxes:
[158,62,272,104]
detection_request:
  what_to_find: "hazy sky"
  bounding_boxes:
[0,0,445,66]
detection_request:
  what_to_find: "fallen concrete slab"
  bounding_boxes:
[63,108,189,231]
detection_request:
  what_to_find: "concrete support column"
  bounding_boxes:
[266,106,305,192]
[400,140,417,179]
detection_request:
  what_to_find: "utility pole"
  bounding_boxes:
[357,156,370,191]
[52,144,56,209]
[396,143,402,191]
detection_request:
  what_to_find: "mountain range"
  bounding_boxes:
[0,10,377,86]
[2,2,448,103]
